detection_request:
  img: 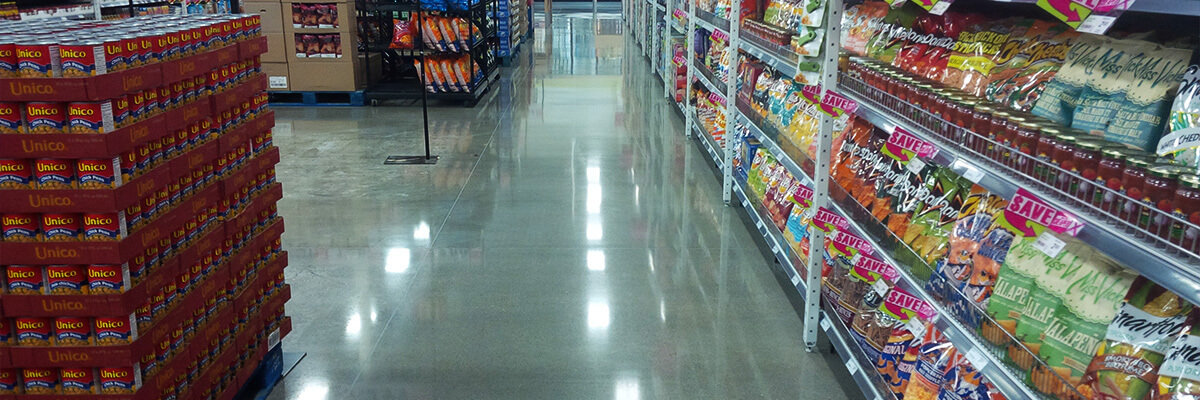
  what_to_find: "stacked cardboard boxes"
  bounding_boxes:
[243,0,362,92]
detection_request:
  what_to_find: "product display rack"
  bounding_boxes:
[356,0,500,106]
[0,16,289,400]
[629,1,1200,399]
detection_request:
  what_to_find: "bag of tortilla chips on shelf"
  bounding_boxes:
[1155,320,1200,399]
[1078,277,1195,400]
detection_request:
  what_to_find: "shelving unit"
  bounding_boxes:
[356,0,500,106]
[630,0,1200,399]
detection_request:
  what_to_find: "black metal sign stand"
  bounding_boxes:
[384,9,439,165]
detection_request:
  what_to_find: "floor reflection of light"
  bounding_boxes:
[588,218,603,241]
[345,312,362,340]
[647,252,654,272]
[588,301,610,330]
[370,305,378,323]
[296,382,330,400]
[414,222,431,240]
[587,183,603,214]
[615,376,640,400]
[659,301,665,322]
[634,185,639,207]
[587,249,606,271]
[587,166,601,183]
[385,248,411,274]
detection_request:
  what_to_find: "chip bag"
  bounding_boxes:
[390,19,415,49]
[1079,277,1194,400]
[903,325,955,400]
[1156,322,1200,399]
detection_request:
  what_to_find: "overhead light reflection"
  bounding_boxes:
[587,250,606,271]
[414,222,431,240]
[587,183,603,213]
[659,301,666,321]
[587,219,603,241]
[385,248,411,274]
[296,382,330,400]
[587,166,601,183]
[345,312,362,339]
[615,376,640,400]
[588,301,610,330]
[647,252,654,272]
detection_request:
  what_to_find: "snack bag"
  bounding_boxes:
[1160,65,1200,169]
[829,230,881,323]
[874,288,935,398]
[1032,255,1135,398]
[1070,38,1155,138]
[863,3,922,64]
[939,18,1019,96]
[903,326,955,400]
[1079,277,1194,400]
[1030,34,1112,126]
[840,1,889,56]
[450,57,472,93]
[1005,236,1095,372]
[420,16,444,51]
[933,188,1008,327]
[436,17,460,52]
[1156,323,1200,399]
[391,19,415,49]
[1102,46,1192,152]
[905,169,971,267]
[937,354,992,400]
[782,183,815,260]
[984,21,1077,112]
[438,59,460,92]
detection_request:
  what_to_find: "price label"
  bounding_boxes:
[961,166,984,183]
[929,0,952,14]
[851,253,862,266]
[821,317,832,330]
[907,157,927,174]
[906,318,926,339]
[846,359,860,374]
[267,328,281,350]
[964,348,990,369]
[1076,15,1117,33]
[791,273,801,285]
[1033,233,1066,258]
[803,208,816,221]
[872,279,890,297]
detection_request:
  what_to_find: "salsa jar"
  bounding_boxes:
[969,104,994,154]
[1093,147,1127,212]
[1120,157,1155,225]
[1050,133,1079,192]
[991,112,1017,164]
[1172,174,1200,253]
[1069,140,1104,202]
[1032,128,1061,184]
[1012,121,1040,173]
[1140,164,1184,239]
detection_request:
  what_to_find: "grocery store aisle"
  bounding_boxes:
[264,6,857,400]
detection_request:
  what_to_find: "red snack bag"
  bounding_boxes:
[390,19,415,49]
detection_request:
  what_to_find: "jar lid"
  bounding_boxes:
[1018,121,1040,130]
[1181,174,1200,189]
[1127,157,1155,168]
[1077,141,1105,151]
[1148,165,1184,179]
[1042,128,1062,137]
[1101,148,1126,159]
[972,104,993,112]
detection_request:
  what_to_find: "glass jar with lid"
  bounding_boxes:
[1093,147,1128,211]
[1069,140,1105,202]
[1172,174,1200,252]
[1012,121,1040,173]
[969,105,994,154]
[1050,133,1079,191]
[989,111,1014,162]
[1120,157,1155,225]
[1140,164,1184,239]
[1034,128,1062,184]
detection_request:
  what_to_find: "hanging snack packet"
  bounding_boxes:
[1159,65,1200,169]
[862,3,921,64]
[840,1,889,56]
[391,19,415,49]
[783,183,816,266]
[903,325,954,400]
[1102,45,1192,152]
[1032,255,1135,398]
[1008,236,1094,372]
[1070,38,1155,138]
[1029,34,1112,126]
[1156,322,1200,399]
[874,288,935,398]
[932,187,1008,327]
[1079,277,1194,400]
[829,230,880,323]
[903,168,971,266]
[984,21,1077,112]
[937,353,994,400]
[436,17,460,52]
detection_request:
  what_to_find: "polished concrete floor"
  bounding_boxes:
[264,6,859,400]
